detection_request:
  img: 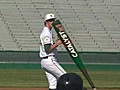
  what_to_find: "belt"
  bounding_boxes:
[42,56,48,59]
[41,55,55,59]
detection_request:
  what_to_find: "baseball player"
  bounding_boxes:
[39,13,67,90]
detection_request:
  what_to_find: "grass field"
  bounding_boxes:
[0,63,120,89]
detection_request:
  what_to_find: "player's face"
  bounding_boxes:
[46,19,55,29]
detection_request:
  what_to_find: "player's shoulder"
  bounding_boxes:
[42,27,50,34]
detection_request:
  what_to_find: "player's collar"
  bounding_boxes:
[44,27,52,33]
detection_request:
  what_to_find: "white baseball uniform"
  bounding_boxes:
[39,27,66,89]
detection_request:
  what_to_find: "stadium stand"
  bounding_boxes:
[0,13,18,50]
[0,0,120,52]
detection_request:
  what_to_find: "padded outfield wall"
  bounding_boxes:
[0,51,120,64]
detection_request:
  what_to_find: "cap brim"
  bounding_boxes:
[45,18,56,21]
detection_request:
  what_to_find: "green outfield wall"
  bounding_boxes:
[0,51,120,64]
[0,63,120,70]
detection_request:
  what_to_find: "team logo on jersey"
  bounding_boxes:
[44,36,51,43]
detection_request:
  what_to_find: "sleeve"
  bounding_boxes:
[42,31,51,44]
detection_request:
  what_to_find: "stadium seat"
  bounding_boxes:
[0,0,120,52]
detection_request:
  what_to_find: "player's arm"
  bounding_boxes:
[44,40,62,54]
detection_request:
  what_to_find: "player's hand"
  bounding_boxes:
[57,39,62,46]
[57,36,60,41]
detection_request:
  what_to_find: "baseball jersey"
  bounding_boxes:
[39,27,57,58]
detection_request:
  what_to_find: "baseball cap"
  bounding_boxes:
[45,13,56,21]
